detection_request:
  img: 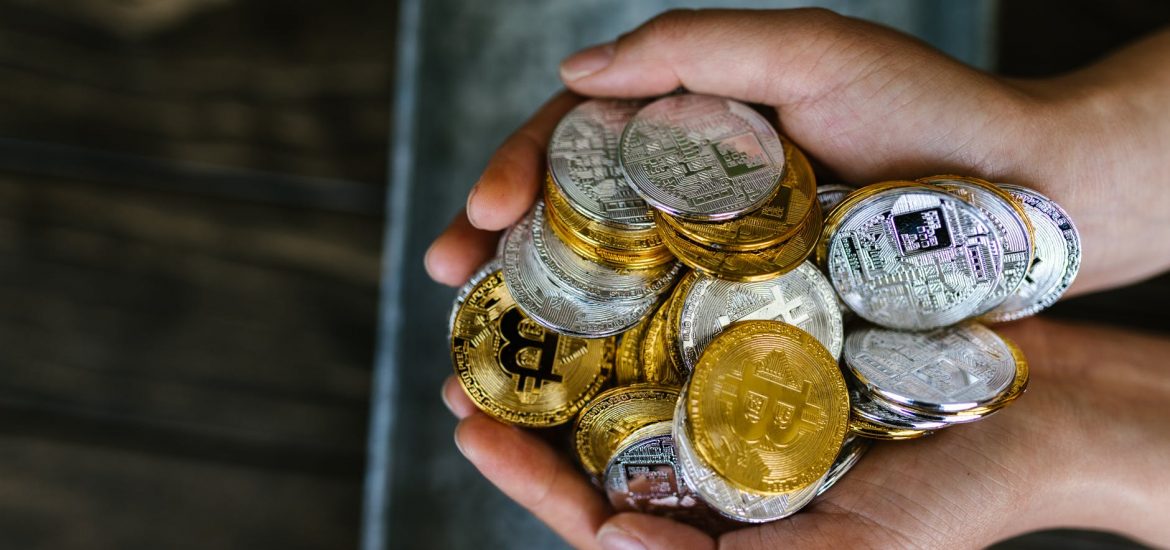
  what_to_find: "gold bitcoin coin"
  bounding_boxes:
[573,384,679,476]
[815,180,927,267]
[659,138,816,252]
[615,316,651,386]
[664,271,698,375]
[658,201,822,282]
[545,175,671,259]
[638,299,683,387]
[848,417,932,440]
[688,320,849,495]
[546,198,675,269]
[451,270,614,428]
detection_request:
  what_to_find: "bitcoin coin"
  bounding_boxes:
[983,185,1081,322]
[816,184,855,215]
[848,417,932,440]
[678,263,844,376]
[450,270,614,427]
[549,99,655,228]
[822,183,1004,330]
[657,201,821,282]
[602,421,716,525]
[546,206,675,270]
[615,315,651,386]
[688,321,849,495]
[663,271,698,376]
[639,299,684,387]
[620,94,787,221]
[574,384,679,476]
[673,382,825,523]
[447,257,502,341]
[849,390,949,431]
[544,175,671,264]
[844,322,1016,414]
[817,436,869,497]
[922,175,1034,315]
[658,138,815,251]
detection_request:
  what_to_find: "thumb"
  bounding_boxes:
[596,513,715,550]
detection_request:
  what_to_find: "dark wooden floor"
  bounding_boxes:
[0,1,392,548]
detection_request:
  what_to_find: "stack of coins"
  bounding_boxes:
[447,91,1083,532]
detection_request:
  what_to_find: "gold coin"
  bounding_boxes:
[659,139,816,252]
[688,320,849,494]
[545,175,670,254]
[615,316,651,386]
[658,201,822,282]
[664,271,698,375]
[546,207,675,269]
[638,299,683,387]
[573,384,679,476]
[451,270,614,428]
[815,180,927,267]
[848,417,932,440]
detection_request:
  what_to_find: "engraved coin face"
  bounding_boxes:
[816,184,855,215]
[602,421,717,526]
[673,383,824,523]
[922,176,1034,315]
[823,185,1004,330]
[532,201,679,302]
[688,321,849,495]
[620,94,787,221]
[573,385,679,476]
[448,257,502,341]
[450,270,614,428]
[983,185,1081,322]
[679,263,843,378]
[504,207,658,337]
[844,322,1016,413]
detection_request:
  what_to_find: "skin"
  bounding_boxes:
[425,9,1170,549]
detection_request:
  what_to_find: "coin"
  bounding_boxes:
[639,299,684,387]
[816,184,855,215]
[548,99,655,229]
[615,315,651,386]
[672,382,825,523]
[921,175,1034,314]
[817,436,869,497]
[545,204,674,270]
[821,183,1004,330]
[450,269,614,427]
[620,94,787,221]
[447,257,502,341]
[849,389,949,431]
[663,271,698,377]
[678,262,844,376]
[848,416,932,440]
[658,138,815,251]
[532,200,679,302]
[688,321,850,495]
[982,185,1081,322]
[657,201,822,282]
[504,207,659,337]
[573,384,679,476]
[843,322,1016,414]
[602,421,717,525]
[544,174,671,265]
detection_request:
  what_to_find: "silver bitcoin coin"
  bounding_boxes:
[927,177,1034,315]
[619,94,787,222]
[548,99,655,228]
[678,262,844,375]
[849,390,949,431]
[843,322,1016,413]
[503,207,656,337]
[816,184,855,214]
[824,186,1004,330]
[671,385,824,523]
[983,185,1081,322]
[862,390,995,426]
[531,201,679,302]
[817,436,869,497]
[447,257,502,341]
[603,421,710,520]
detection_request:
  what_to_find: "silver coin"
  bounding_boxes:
[843,322,1016,413]
[678,262,844,375]
[503,208,656,337]
[619,94,786,222]
[983,185,1081,322]
[849,389,949,431]
[816,184,855,214]
[447,257,502,341]
[549,99,654,229]
[927,178,1033,315]
[603,421,711,520]
[671,384,824,523]
[531,201,679,302]
[861,390,995,425]
[817,436,869,497]
[825,186,1004,330]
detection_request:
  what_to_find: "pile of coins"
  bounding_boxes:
[448,93,1081,528]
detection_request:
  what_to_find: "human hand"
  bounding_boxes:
[441,317,1170,549]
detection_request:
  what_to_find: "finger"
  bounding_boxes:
[455,414,611,549]
[596,513,714,550]
[424,208,499,286]
[440,375,478,419]
[466,91,582,231]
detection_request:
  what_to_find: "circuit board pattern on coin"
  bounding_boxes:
[603,421,713,524]
[574,385,679,476]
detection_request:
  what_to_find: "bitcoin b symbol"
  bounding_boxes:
[732,351,823,447]
[498,308,563,393]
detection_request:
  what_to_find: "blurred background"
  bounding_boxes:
[1,0,1167,548]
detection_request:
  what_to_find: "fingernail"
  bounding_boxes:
[597,526,646,550]
[561,42,615,82]
[440,381,456,416]
[466,183,483,229]
[453,425,470,458]
[423,242,440,279]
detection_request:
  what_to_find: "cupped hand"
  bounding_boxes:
[442,317,1170,549]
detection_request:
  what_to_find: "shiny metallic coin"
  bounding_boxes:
[672,384,825,523]
[922,176,1034,315]
[544,175,672,269]
[620,94,787,221]
[817,436,869,497]
[603,421,716,525]
[549,99,655,228]
[822,184,1004,330]
[638,299,685,388]
[532,201,679,302]
[678,262,844,377]
[450,270,614,427]
[848,416,933,440]
[816,184,855,215]
[503,208,657,337]
[849,390,949,431]
[573,385,678,477]
[614,315,651,386]
[447,257,502,341]
[843,322,1016,414]
[983,185,1081,322]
